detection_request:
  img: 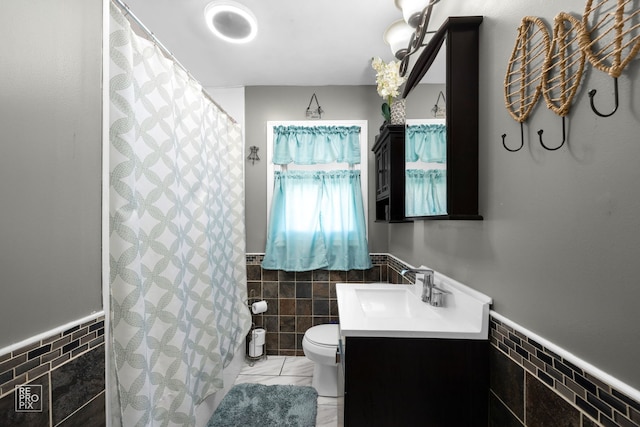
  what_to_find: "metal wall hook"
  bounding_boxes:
[502,122,525,152]
[588,77,619,118]
[538,116,566,151]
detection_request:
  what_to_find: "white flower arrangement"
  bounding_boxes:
[371,57,407,106]
[372,57,407,122]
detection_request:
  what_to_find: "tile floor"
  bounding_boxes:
[234,356,341,427]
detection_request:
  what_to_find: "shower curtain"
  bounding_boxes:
[109,3,251,426]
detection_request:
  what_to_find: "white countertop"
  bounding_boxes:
[336,272,492,340]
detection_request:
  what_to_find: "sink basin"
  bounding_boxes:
[336,272,492,339]
[355,288,439,319]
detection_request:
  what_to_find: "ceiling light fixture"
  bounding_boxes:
[383,20,415,60]
[387,0,441,76]
[204,0,258,44]
[395,0,431,28]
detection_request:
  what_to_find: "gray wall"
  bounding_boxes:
[244,86,387,253]
[0,0,103,348]
[391,1,640,389]
[244,84,442,254]
[245,1,640,392]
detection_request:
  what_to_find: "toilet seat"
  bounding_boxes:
[304,324,339,347]
[302,324,339,363]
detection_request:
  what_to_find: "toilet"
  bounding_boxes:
[302,324,342,397]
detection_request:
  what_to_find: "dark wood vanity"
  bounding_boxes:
[373,16,484,222]
[342,337,489,427]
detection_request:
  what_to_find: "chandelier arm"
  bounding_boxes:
[412,2,435,49]
[399,0,440,76]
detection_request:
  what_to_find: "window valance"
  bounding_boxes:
[406,124,446,163]
[273,125,361,165]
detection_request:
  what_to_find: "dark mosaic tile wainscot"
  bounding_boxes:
[0,316,105,427]
[6,259,637,427]
[248,253,640,427]
[490,316,640,427]
[245,253,412,356]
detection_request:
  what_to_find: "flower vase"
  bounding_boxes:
[390,98,406,125]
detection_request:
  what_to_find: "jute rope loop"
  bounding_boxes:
[581,0,640,78]
[504,16,551,123]
[542,12,587,117]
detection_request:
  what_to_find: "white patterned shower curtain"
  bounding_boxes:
[108,3,251,426]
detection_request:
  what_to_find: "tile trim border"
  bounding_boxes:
[0,313,105,398]
[491,311,640,404]
[0,311,104,358]
[491,311,640,427]
[245,252,394,267]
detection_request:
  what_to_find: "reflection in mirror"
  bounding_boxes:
[402,16,483,220]
[403,37,446,218]
[405,119,446,216]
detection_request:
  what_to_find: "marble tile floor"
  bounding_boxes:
[235,356,341,427]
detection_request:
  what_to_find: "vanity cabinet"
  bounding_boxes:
[342,336,488,427]
[372,125,409,222]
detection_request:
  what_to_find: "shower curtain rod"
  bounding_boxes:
[111,0,238,125]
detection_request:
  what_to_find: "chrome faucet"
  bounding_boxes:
[400,268,435,304]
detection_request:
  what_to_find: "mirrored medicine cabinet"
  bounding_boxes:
[373,16,483,222]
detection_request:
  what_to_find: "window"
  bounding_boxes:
[262,121,371,272]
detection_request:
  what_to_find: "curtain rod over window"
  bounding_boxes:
[111,0,237,125]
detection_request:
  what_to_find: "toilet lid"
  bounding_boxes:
[305,324,339,346]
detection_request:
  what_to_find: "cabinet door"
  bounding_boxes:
[375,144,389,199]
[372,125,408,222]
[344,337,489,427]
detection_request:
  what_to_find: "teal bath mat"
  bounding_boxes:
[208,383,318,427]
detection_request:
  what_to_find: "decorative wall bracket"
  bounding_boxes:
[247,146,260,165]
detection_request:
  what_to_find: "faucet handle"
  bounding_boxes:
[429,286,451,307]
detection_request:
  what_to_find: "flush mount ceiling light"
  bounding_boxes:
[204,0,258,44]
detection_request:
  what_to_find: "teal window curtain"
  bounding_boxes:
[273,125,361,165]
[262,170,372,271]
[405,169,447,216]
[406,124,446,163]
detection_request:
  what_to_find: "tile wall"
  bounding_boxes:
[247,253,640,427]
[0,316,105,427]
[5,257,639,427]
[245,253,399,356]
[489,316,640,427]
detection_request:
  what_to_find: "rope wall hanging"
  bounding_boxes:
[502,16,551,152]
[581,0,640,117]
[502,1,640,152]
[539,12,587,150]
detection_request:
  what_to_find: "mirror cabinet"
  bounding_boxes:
[373,16,483,222]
